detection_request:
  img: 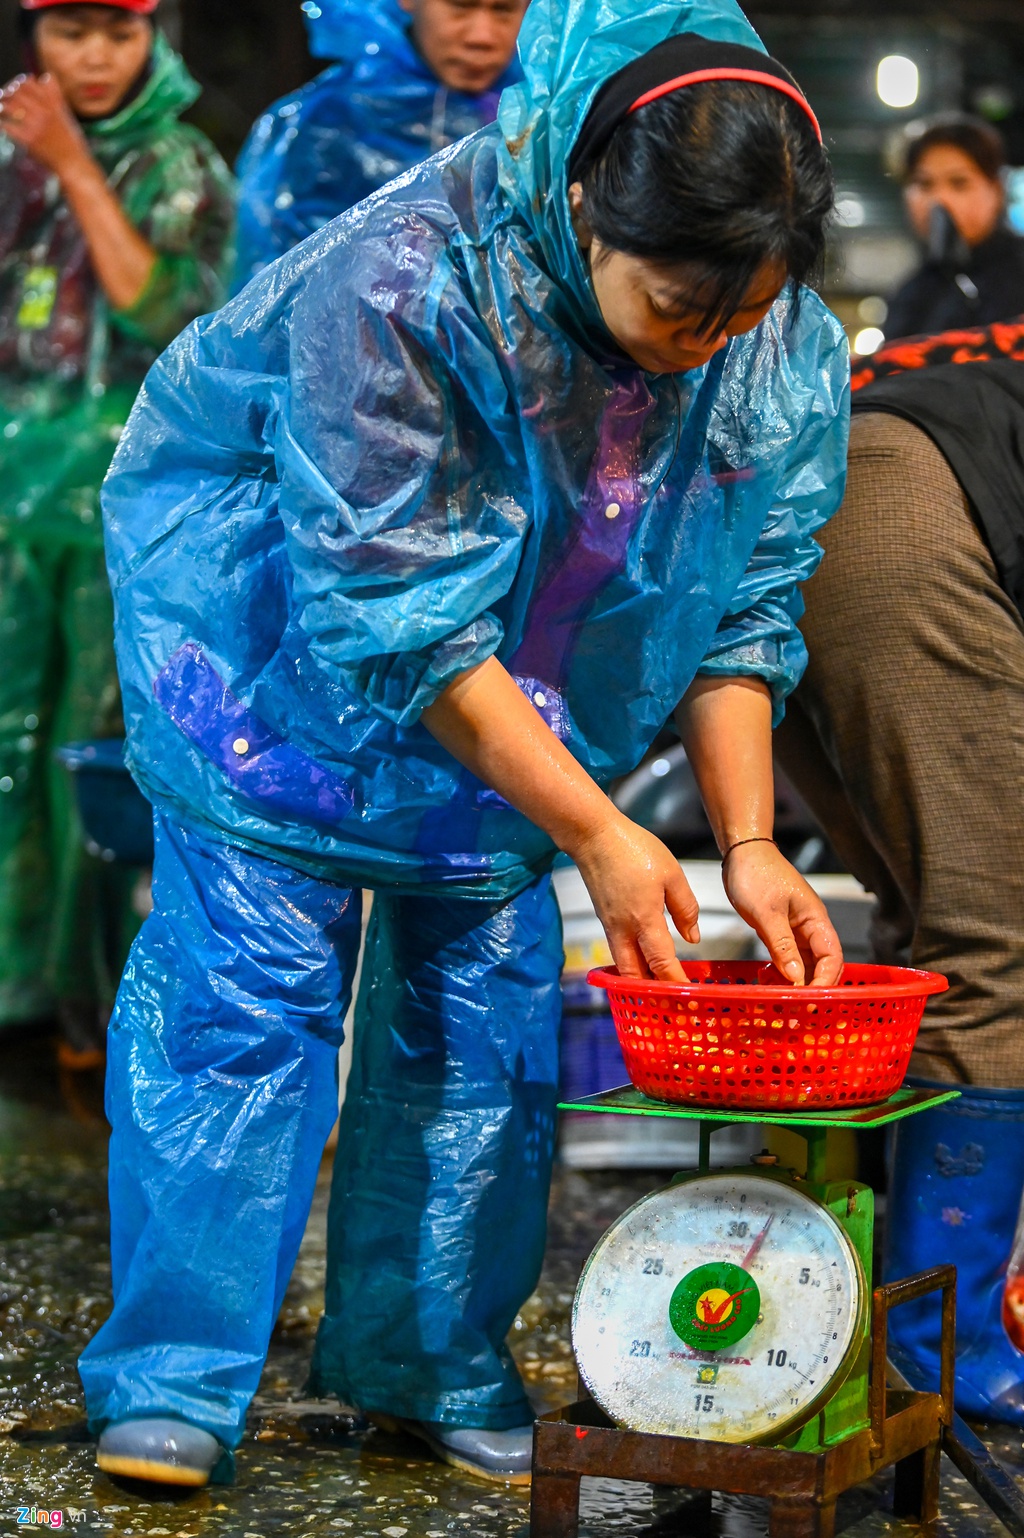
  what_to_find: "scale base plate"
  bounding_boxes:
[557,1083,959,1130]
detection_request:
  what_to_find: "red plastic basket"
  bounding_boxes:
[587,961,948,1110]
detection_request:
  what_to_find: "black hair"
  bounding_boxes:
[18,4,152,37]
[579,81,835,334]
[903,114,1006,184]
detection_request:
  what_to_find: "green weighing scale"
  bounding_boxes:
[531,1085,961,1538]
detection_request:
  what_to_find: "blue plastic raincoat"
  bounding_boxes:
[81,0,849,1457]
[232,0,520,289]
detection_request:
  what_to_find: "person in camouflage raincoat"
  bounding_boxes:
[0,0,235,1060]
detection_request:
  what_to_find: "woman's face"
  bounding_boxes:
[904,143,1004,249]
[34,5,152,120]
[569,182,786,374]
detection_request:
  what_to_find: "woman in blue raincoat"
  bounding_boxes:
[232,0,526,290]
[80,0,850,1490]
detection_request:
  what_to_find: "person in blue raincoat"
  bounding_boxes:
[79,0,850,1491]
[232,0,526,290]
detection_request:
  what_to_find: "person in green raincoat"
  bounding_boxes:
[0,0,235,1063]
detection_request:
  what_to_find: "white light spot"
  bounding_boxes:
[24,714,38,730]
[365,40,379,53]
[3,422,18,439]
[834,196,865,228]
[877,55,919,109]
[232,738,250,756]
[604,501,621,519]
[858,295,888,325]
[533,691,547,707]
[853,326,885,356]
[650,757,671,778]
[0,777,12,793]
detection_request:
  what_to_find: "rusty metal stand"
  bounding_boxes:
[530,1266,955,1538]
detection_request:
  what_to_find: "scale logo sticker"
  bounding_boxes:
[669,1262,761,1352]
[695,1364,719,1386]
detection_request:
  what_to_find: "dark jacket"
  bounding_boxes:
[884,227,1024,343]
[854,359,1024,618]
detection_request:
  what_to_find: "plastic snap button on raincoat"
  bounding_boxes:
[104,0,849,910]
[231,0,522,291]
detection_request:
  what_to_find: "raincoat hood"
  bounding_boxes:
[305,0,419,62]
[498,0,765,325]
[85,31,200,158]
[304,0,521,90]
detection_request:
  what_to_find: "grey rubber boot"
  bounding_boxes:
[97,1417,222,1486]
[377,1417,534,1484]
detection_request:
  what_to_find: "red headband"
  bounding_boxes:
[21,0,159,12]
[630,67,822,143]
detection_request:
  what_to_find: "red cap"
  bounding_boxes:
[21,0,159,12]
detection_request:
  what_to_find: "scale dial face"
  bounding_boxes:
[572,1172,865,1444]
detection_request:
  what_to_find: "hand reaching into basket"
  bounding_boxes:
[722,838,842,987]
[675,676,843,987]
[421,657,695,982]
[571,814,697,982]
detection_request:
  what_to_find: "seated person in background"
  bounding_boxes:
[774,321,1024,1427]
[232,0,526,291]
[0,0,234,1064]
[884,114,1024,341]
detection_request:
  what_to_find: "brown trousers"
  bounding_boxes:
[775,412,1024,1087]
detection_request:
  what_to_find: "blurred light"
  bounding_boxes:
[835,196,866,228]
[877,56,919,110]
[650,758,672,778]
[853,326,885,356]
[301,3,323,15]
[858,295,888,325]
[973,84,1014,121]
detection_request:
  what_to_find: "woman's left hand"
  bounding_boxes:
[0,73,89,177]
[722,840,843,986]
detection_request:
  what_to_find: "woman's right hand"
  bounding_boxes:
[420,657,696,980]
[571,811,699,981]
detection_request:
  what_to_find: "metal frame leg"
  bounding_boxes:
[893,1438,941,1527]
[530,1471,581,1538]
[769,1498,837,1538]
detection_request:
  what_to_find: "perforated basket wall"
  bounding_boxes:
[588,962,948,1110]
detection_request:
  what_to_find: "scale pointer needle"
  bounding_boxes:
[742,1212,774,1269]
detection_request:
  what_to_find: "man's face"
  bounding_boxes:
[34,5,152,119]
[398,0,526,97]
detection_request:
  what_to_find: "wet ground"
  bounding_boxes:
[0,1031,1021,1538]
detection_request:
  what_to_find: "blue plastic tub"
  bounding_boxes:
[56,740,154,866]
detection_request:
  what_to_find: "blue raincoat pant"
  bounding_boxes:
[79,815,563,1445]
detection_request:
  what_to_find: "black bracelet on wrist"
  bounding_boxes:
[721,836,778,863]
